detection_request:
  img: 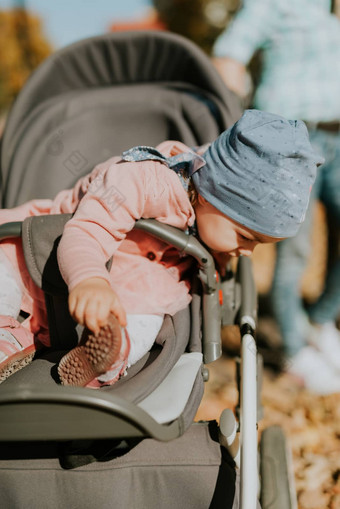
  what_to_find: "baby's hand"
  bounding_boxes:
[68,277,127,334]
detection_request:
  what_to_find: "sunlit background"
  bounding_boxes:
[0,0,240,114]
[0,0,152,48]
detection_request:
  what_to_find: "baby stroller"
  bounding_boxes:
[0,31,296,508]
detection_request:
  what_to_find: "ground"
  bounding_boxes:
[195,354,340,509]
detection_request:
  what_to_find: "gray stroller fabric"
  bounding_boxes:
[22,214,71,294]
[2,84,228,207]
[0,30,241,208]
[0,422,236,509]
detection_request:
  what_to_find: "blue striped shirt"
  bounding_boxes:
[214,0,340,121]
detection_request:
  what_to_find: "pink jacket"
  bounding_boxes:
[0,141,196,346]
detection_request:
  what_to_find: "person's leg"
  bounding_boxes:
[0,248,22,319]
[270,128,340,357]
[269,129,340,392]
[305,130,340,371]
[58,313,164,387]
[270,185,318,357]
[0,248,36,382]
[308,130,340,325]
[125,314,164,366]
[97,314,164,383]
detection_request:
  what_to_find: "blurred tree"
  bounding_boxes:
[0,8,52,113]
[153,0,240,55]
[332,0,340,17]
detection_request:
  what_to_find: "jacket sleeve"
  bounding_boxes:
[57,159,193,291]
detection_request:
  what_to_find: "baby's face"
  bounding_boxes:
[194,195,282,262]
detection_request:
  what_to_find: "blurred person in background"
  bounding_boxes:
[212,0,340,394]
[152,0,241,55]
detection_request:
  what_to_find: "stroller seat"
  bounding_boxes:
[0,210,222,442]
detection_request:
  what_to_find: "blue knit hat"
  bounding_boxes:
[192,110,324,238]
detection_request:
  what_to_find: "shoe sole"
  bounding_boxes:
[0,346,36,383]
[58,315,123,387]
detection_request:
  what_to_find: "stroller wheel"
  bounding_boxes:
[260,425,297,509]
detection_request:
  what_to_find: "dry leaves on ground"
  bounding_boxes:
[196,355,340,509]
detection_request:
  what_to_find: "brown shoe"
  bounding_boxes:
[58,314,125,387]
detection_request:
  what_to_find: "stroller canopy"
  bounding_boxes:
[0,30,240,208]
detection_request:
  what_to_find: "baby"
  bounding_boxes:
[0,110,323,387]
